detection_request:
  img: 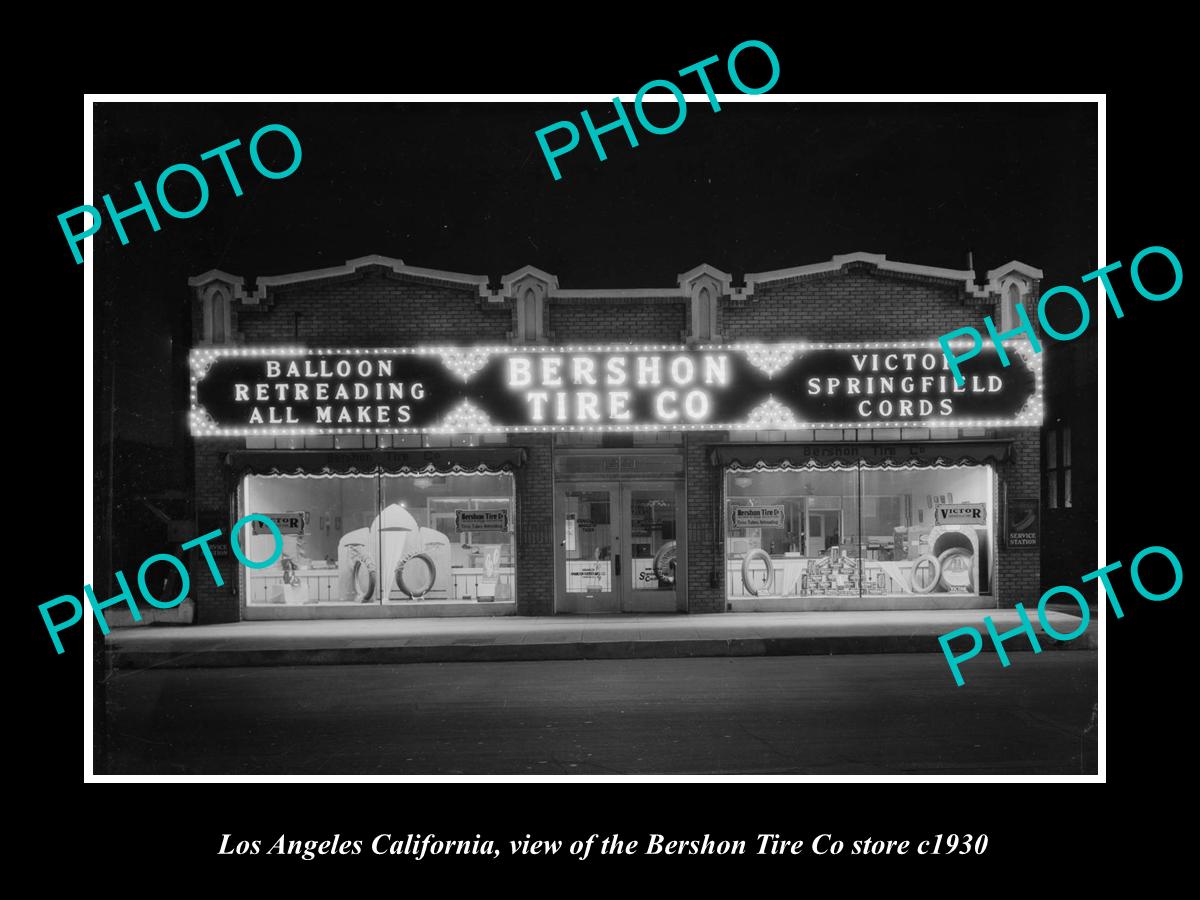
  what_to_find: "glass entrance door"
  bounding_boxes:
[559,484,620,613]
[623,483,680,613]
[556,480,683,614]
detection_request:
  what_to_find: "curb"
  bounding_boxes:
[108,628,1094,670]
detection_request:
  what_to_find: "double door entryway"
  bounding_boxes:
[554,475,686,614]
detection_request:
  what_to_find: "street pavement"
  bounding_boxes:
[102,651,1098,775]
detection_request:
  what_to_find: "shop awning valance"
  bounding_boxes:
[711,440,1014,470]
[226,447,527,478]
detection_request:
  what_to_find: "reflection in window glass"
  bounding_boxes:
[241,472,516,605]
[723,464,993,602]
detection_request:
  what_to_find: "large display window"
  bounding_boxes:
[724,463,993,602]
[241,471,516,606]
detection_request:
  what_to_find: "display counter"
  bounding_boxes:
[249,565,517,604]
[726,552,983,599]
[247,567,339,605]
[449,566,516,601]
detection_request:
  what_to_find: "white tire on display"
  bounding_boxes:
[395,553,437,600]
[653,541,677,585]
[742,548,775,596]
[351,554,376,603]
[936,547,976,593]
[910,553,942,594]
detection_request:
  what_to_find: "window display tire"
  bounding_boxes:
[742,548,775,596]
[350,556,376,603]
[395,552,437,600]
[935,547,976,593]
[653,541,677,585]
[910,553,942,594]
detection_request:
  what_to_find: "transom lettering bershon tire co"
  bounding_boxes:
[653,541,677,585]
[395,552,436,600]
[742,548,774,596]
[910,553,942,594]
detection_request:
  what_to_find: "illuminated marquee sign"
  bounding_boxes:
[189,342,1041,437]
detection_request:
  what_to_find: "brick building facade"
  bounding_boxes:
[187,252,1043,624]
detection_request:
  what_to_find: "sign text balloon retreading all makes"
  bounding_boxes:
[190,343,1040,436]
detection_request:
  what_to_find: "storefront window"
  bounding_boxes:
[242,473,378,606]
[241,471,516,605]
[381,474,516,602]
[724,464,993,602]
[858,466,992,598]
[725,467,858,600]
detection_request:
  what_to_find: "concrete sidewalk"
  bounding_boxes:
[105,609,1095,669]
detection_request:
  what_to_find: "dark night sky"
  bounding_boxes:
[93,101,1097,454]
